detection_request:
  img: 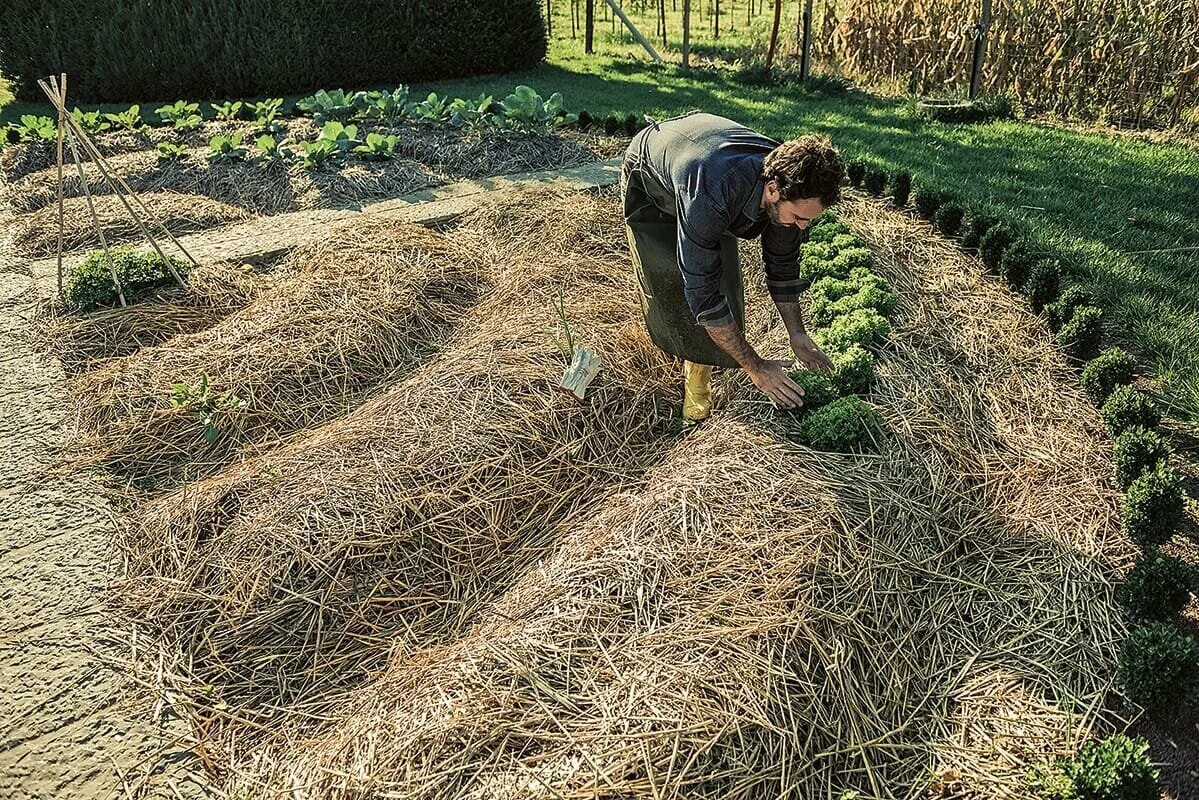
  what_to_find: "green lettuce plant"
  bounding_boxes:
[155,100,202,130]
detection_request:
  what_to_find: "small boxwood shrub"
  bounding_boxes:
[788,369,839,411]
[830,344,876,395]
[1122,463,1185,548]
[998,239,1037,290]
[1101,385,1160,436]
[1030,735,1159,800]
[624,113,641,136]
[960,213,1000,249]
[1056,305,1104,362]
[603,114,622,135]
[914,187,949,219]
[1080,347,1136,406]
[807,223,852,244]
[1116,621,1199,715]
[1118,552,1194,622]
[1114,426,1171,490]
[1045,286,1095,332]
[1024,258,1060,312]
[846,159,867,188]
[800,395,882,452]
[576,110,594,130]
[63,248,187,312]
[933,202,965,237]
[977,224,1015,271]
[815,308,890,351]
[863,168,887,197]
[890,170,912,207]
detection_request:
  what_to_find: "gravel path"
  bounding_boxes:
[0,223,208,799]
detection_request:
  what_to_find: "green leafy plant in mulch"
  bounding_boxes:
[1101,385,1160,436]
[814,308,891,351]
[914,186,950,220]
[787,369,839,412]
[1122,463,1186,548]
[960,212,1000,249]
[1056,305,1104,362]
[799,395,882,452]
[1116,621,1199,715]
[1117,552,1194,622]
[353,132,400,160]
[155,100,202,130]
[102,105,144,131]
[1046,286,1096,332]
[1113,426,1171,490]
[207,131,249,163]
[169,372,248,445]
[933,202,965,237]
[862,167,887,197]
[807,222,853,244]
[63,248,187,312]
[1080,347,1135,405]
[210,100,243,121]
[70,107,111,134]
[1024,259,1061,312]
[156,142,189,163]
[978,224,1015,271]
[846,159,867,188]
[830,344,876,395]
[1029,734,1159,800]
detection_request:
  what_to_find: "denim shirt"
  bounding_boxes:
[625,111,808,328]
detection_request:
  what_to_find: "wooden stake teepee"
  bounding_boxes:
[38,74,199,306]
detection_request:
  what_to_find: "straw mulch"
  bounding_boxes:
[11,190,252,257]
[2,125,618,217]
[35,259,273,373]
[204,194,1134,800]
[71,217,486,487]
[112,189,675,768]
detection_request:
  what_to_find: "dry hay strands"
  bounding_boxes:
[291,157,439,210]
[6,149,298,215]
[11,190,252,258]
[71,218,484,487]
[117,190,675,754]
[34,260,274,373]
[231,409,1120,800]
[389,126,607,180]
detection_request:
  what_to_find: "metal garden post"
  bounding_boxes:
[969,0,993,100]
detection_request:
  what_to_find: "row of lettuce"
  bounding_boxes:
[780,213,894,451]
[846,164,1192,800]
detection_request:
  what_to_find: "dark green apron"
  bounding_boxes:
[621,164,745,369]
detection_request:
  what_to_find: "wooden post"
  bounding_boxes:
[604,0,664,62]
[714,0,720,38]
[763,0,782,74]
[660,0,667,47]
[682,0,691,69]
[800,0,813,80]
[585,0,594,52]
[969,0,992,99]
[546,0,552,35]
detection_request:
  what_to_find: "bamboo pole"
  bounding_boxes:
[46,78,126,308]
[604,0,664,62]
[37,79,194,285]
[53,73,67,301]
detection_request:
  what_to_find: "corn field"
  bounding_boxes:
[816,0,1199,129]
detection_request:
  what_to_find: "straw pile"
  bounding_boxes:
[72,217,485,486]
[12,190,252,257]
[116,188,676,764]
[35,259,274,373]
[205,194,1133,799]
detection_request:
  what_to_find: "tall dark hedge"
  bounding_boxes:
[0,0,547,103]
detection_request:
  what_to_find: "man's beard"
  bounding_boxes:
[764,200,782,225]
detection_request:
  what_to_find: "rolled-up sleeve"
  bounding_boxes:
[677,188,735,328]
[762,224,808,303]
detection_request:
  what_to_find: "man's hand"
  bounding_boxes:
[789,332,834,373]
[747,359,806,409]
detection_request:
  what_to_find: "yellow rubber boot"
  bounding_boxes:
[682,361,714,422]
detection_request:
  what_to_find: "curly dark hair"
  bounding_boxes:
[761,134,844,206]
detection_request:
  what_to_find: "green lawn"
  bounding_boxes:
[3,18,1198,421]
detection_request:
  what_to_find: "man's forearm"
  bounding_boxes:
[703,323,765,371]
[774,300,807,340]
